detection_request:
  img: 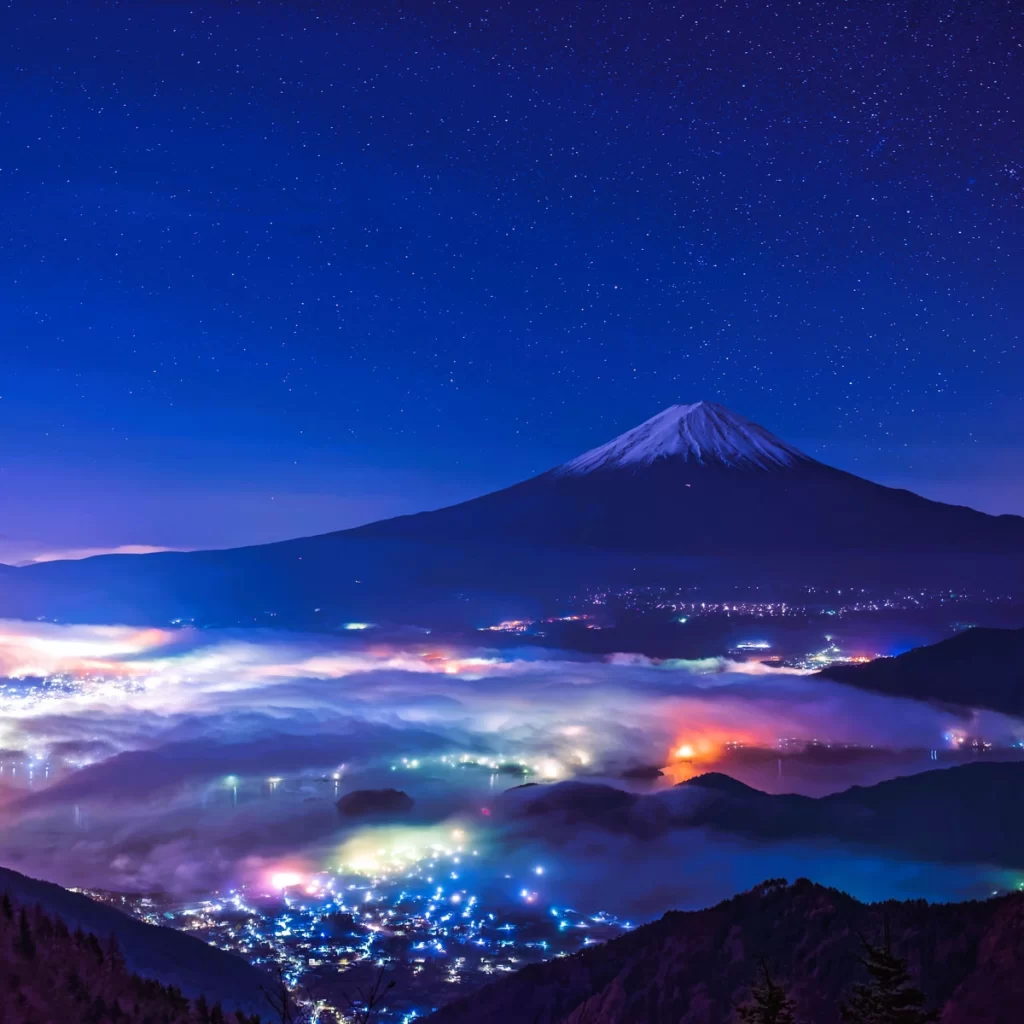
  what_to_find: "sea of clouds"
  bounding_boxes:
[0,620,1017,914]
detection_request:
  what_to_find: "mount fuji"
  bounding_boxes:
[349,401,1024,556]
[555,401,807,473]
[3,402,1024,625]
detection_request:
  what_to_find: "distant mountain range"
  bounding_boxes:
[819,626,1024,716]
[3,403,1024,625]
[500,761,1024,866]
[0,865,266,1016]
[425,877,1024,1024]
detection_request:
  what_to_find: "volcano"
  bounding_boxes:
[350,401,1024,556]
[3,402,1023,625]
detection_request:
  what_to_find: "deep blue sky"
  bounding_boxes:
[1,0,1022,562]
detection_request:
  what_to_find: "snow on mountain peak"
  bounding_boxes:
[555,402,809,474]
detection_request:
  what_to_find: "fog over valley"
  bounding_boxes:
[0,620,1020,922]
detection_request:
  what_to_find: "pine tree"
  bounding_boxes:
[87,994,108,1024]
[16,907,35,959]
[840,922,937,1024]
[737,960,798,1024]
[106,932,126,974]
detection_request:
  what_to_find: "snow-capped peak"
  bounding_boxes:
[555,402,809,475]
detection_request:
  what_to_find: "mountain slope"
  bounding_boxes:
[820,627,1024,716]
[352,402,1024,555]
[2,402,1023,625]
[424,878,1024,1024]
[0,865,268,1015]
[0,888,260,1024]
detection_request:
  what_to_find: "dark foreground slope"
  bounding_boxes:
[500,761,1024,866]
[426,878,1024,1024]
[0,890,260,1024]
[0,865,267,1016]
[820,627,1024,716]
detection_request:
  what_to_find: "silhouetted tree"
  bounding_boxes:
[261,965,305,1024]
[32,903,54,943]
[343,965,396,1024]
[86,994,108,1024]
[737,960,798,1024]
[16,908,35,959]
[105,932,126,974]
[840,921,937,1024]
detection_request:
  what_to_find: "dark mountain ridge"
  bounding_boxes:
[0,888,260,1024]
[0,864,267,1015]
[499,761,1024,866]
[820,626,1024,716]
[425,877,1024,1024]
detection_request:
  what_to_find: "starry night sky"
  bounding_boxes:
[2,0,1022,563]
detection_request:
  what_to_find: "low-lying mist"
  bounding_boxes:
[0,620,1018,918]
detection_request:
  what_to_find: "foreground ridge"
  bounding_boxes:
[0,890,261,1024]
[426,878,1024,1024]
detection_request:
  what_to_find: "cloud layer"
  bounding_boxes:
[0,620,1018,913]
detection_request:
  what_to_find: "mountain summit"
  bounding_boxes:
[556,402,809,474]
